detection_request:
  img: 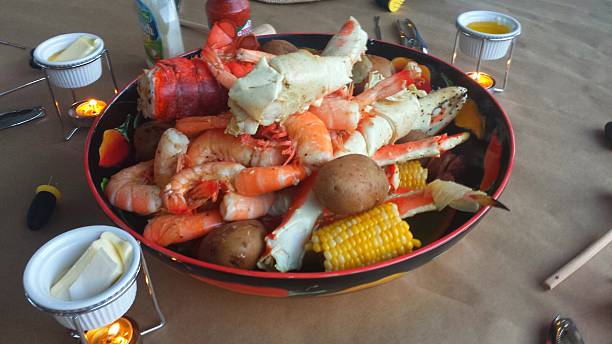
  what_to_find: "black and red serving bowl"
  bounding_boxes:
[85,34,514,297]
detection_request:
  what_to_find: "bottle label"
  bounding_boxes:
[135,0,164,62]
[236,18,253,37]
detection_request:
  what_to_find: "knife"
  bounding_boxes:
[396,18,428,54]
[374,16,382,40]
[0,107,46,130]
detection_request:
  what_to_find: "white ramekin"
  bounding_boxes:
[23,225,140,331]
[33,33,105,89]
[456,11,521,60]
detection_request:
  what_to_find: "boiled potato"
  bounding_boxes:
[367,54,393,77]
[261,40,298,55]
[197,220,266,270]
[133,121,172,161]
[314,154,389,215]
[353,55,393,94]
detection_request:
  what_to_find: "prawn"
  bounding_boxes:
[143,210,223,247]
[105,161,162,215]
[162,162,245,214]
[186,129,286,167]
[154,128,189,188]
[283,111,333,168]
[233,164,308,196]
[220,192,275,221]
[308,70,410,132]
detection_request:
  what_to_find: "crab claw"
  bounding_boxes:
[420,86,468,136]
[387,179,508,219]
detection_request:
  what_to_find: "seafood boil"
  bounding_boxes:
[102,17,506,273]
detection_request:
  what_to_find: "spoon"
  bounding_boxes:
[547,315,585,344]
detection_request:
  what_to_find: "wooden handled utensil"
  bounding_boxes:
[544,228,612,290]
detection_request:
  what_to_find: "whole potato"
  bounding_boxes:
[197,220,266,270]
[261,40,298,55]
[353,55,393,94]
[133,121,172,161]
[366,54,393,78]
[314,154,389,215]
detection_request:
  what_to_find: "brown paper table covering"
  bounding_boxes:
[2,0,611,342]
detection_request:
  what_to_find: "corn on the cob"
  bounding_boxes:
[309,202,421,272]
[398,161,427,190]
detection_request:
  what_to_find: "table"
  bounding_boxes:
[2,0,611,342]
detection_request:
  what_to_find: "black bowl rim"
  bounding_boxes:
[84,33,515,280]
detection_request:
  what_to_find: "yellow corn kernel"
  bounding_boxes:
[309,203,420,272]
[398,161,428,190]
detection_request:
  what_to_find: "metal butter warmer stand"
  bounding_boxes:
[36,48,120,140]
[450,28,518,93]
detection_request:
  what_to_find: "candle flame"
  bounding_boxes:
[88,99,98,107]
[467,72,494,89]
[108,322,121,336]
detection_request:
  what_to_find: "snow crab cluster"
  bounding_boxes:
[103,17,505,273]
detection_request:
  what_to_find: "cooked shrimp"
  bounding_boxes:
[283,111,333,168]
[174,113,231,138]
[308,70,410,132]
[233,164,307,196]
[220,192,275,221]
[309,97,361,131]
[353,69,410,108]
[143,210,223,246]
[186,129,285,167]
[105,161,161,215]
[154,128,189,188]
[163,162,245,214]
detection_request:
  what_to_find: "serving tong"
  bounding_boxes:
[396,18,428,53]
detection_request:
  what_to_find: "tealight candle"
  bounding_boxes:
[75,98,107,117]
[85,317,141,344]
[466,72,495,89]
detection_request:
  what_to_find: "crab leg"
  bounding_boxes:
[321,16,368,63]
[421,87,468,136]
[257,176,323,272]
[387,179,508,219]
[225,17,368,136]
[371,132,470,166]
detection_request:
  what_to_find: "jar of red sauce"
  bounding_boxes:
[206,0,252,36]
